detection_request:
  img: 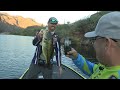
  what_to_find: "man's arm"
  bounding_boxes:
[32,31,43,46]
[73,53,97,76]
[32,36,42,46]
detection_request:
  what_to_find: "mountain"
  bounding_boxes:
[0,12,42,32]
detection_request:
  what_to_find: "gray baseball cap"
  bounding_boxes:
[85,11,120,39]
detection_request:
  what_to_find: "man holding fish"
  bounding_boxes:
[23,17,61,79]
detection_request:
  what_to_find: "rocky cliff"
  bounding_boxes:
[0,13,42,32]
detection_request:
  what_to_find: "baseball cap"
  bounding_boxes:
[48,17,58,24]
[85,11,120,39]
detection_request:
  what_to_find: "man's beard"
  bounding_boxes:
[51,26,55,30]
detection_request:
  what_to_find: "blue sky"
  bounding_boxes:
[0,11,98,25]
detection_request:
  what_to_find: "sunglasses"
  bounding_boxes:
[90,36,117,44]
[50,19,58,24]
[50,23,57,25]
[51,19,57,22]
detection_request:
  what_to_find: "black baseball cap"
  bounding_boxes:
[48,17,58,24]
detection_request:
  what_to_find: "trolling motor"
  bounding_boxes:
[64,37,72,55]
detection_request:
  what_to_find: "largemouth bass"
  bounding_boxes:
[42,30,54,64]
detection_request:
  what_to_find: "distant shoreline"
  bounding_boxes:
[0,32,10,35]
[0,32,34,37]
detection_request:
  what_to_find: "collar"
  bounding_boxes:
[51,31,55,35]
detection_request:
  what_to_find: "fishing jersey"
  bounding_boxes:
[73,54,120,79]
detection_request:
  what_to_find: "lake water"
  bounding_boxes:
[0,35,89,79]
